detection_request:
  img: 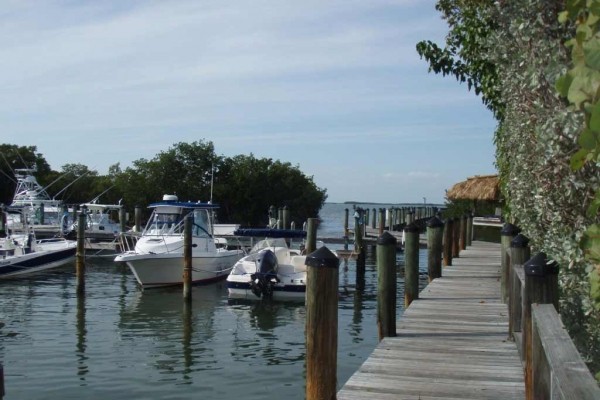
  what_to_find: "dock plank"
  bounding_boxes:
[338,241,525,399]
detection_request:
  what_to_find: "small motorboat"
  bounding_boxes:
[226,237,309,301]
[0,230,77,279]
[114,194,244,289]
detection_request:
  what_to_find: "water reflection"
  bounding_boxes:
[76,294,88,380]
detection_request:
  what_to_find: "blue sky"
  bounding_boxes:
[0,0,497,204]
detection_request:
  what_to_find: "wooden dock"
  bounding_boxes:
[337,241,525,400]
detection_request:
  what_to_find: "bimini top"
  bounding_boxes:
[148,194,220,209]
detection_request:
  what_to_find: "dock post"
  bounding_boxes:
[344,208,349,237]
[365,208,370,228]
[134,205,142,232]
[377,232,397,340]
[508,233,530,338]
[451,216,460,258]
[305,247,340,400]
[443,218,454,267]
[305,218,318,255]
[427,216,444,282]
[76,211,86,295]
[371,208,377,229]
[283,205,290,230]
[459,214,467,251]
[522,253,559,400]
[354,209,365,291]
[466,212,473,246]
[404,222,420,307]
[501,223,520,303]
[407,209,414,224]
[119,206,127,234]
[386,208,393,232]
[378,208,384,235]
[277,207,284,229]
[183,216,192,302]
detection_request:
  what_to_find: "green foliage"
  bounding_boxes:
[0,144,52,204]
[421,0,600,374]
[557,0,600,315]
[416,0,504,119]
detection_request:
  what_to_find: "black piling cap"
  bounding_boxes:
[426,216,444,228]
[501,223,520,236]
[524,252,559,276]
[404,222,419,233]
[305,246,339,269]
[377,231,397,246]
[510,233,530,248]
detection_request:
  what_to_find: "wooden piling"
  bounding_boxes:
[119,206,127,234]
[508,233,530,339]
[344,208,349,237]
[305,218,318,255]
[76,212,86,295]
[134,205,142,232]
[466,212,473,247]
[443,218,453,267]
[404,222,419,307]
[452,216,460,258]
[459,214,467,251]
[39,203,45,225]
[377,232,397,340]
[523,253,559,400]
[305,247,340,400]
[501,223,520,303]
[277,208,284,229]
[371,208,377,229]
[427,216,444,282]
[0,205,6,237]
[354,210,365,291]
[378,208,385,235]
[283,205,290,230]
[183,216,192,301]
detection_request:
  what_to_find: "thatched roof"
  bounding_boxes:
[446,175,500,201]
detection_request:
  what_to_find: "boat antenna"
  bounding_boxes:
[0,152,16,183]
[210,163,214,204]
[87,185,114,204]
[52,170,92,199]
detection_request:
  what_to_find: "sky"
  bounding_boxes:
[0,0,497,204]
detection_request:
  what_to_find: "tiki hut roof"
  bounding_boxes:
[446,174,500,201]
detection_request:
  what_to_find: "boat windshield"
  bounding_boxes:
[250,238,288,253]
[144,212,181,236]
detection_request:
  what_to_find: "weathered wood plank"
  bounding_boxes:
[338,241,526,399]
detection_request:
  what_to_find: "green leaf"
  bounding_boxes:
[571,148,590,170]
[591,101,600,132]
[568,75,591,108]
[556,72,574,97]
[582,224,600,261]
[583,39,600,70]
[558,10,569,24]
[579,128,599,149]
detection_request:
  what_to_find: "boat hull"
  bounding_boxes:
[0,246,76,278]
[227,282,306,301]
[115,251,243,289]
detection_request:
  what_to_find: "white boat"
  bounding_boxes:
[114,195,244,289]
[227,237,308,301]
[8,168,68,236]
[69,202,123,238]
[0,210,77,279]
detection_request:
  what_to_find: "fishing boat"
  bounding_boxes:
[226,232,310,301]
[0,208,77,279]
[114,195,244,289]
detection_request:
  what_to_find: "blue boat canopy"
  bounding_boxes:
[233,228,307,238]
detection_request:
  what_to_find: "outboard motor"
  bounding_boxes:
[250,249,280,299]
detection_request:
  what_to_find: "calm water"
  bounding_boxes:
[0,203,428,400]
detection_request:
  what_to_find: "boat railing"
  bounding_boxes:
[118,232,141,253]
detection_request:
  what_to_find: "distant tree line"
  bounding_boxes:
[0,141,327,227]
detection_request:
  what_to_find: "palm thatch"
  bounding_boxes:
[446,175,500,201]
